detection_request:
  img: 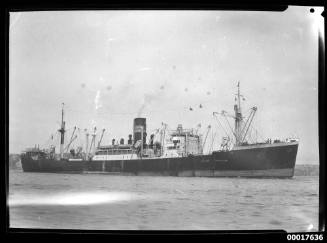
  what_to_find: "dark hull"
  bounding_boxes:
[21,142,298,178]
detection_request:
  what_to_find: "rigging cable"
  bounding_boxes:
[214,115,229,138]
[209,132,217,153]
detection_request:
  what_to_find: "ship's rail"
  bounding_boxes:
[169,129,200,137]
[232,141,299,151]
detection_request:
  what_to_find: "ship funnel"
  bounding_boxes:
[133,118,147,146]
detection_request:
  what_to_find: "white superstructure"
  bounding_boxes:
[92,145,137,161]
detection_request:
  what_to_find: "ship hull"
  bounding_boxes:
[20,142,298,178]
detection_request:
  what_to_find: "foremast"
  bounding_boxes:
[234,82,243,146]
[58,103,66,159]
[233,82,257,146]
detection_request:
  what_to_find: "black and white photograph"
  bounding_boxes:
[8,6,323,232]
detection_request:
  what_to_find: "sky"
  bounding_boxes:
[9,7,324,163]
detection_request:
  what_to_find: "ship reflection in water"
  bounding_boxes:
[9,191,139,206]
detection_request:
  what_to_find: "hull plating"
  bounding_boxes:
[21,143,298,178]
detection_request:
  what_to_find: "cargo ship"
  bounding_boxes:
[20,83,299,178]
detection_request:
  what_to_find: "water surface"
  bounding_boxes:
[9,170,319,231]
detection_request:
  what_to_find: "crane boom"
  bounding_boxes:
[240,107,257,143]
[69,126,77,145]
[239,107,256,140]
[202,125,211,148]
[88,127,97,154]
[97,129,106,148]
[213,111,237,138]
[65,135,78,152]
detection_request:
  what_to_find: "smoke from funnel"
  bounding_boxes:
[137,93,157,117]
[94,90,102,110]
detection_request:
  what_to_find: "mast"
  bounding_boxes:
[85,129,89,159]
[159,123,167,156]
[233,82,257,146]
[58,103,66,159]
[213,82,257,148]
[234,82,243,146]
[140,126,143,158]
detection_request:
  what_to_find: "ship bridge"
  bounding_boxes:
[164,124,203,157]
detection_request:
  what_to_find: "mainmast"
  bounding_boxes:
[58,103,66,159]
[234,82,243,145]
